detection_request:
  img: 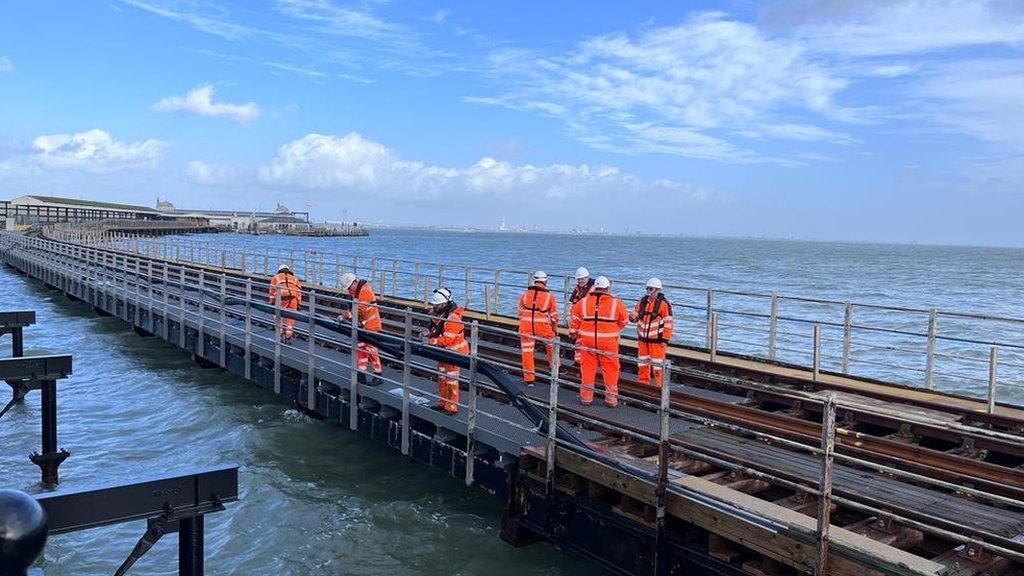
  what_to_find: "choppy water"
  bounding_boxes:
[0,261,589,575]
[3,230,1023,574]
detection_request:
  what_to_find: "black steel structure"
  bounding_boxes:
[0,355,72,484]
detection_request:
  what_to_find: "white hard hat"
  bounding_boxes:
[575,266,589,279]
[428,291,449,306]
[277,264,291,273]
[594,276,610,289]
[533,270,548,283]
[339,273,356,289]
[646,277,663,290]
[434,287,452,301]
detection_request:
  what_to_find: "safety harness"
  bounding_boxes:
[569,277,596,304]
[582,292,621,343]
[522,285,554,332]
[426,301,457,340]
[636,293,672,343]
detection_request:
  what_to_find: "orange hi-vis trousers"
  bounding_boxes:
[637,341,667,387]
[278,298,298,340]
[357,342,382,373]
[519,321,555,382]
[438,362,461,413]
[578,338,620,406]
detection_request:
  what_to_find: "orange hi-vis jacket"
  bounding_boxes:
[268,272,302,306]
[517,286,559,337]
[426,304,471,354]
[570,292,629,347]
[348,280,382,331]
[634,293,673,343]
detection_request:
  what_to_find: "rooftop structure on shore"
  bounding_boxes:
[155,198,310,232]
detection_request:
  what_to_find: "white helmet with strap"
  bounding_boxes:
[533,270,548,283]
[428,291,449,306]
[594,276,610,289]
[339,273,357,289]
[575,266,589,279]
[646,277,663,290]
[277,263,291,273]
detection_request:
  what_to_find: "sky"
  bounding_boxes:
[1,1,1023,246]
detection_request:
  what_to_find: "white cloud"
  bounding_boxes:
[17,129,168,173]
[184,160,246,185]
[473,13,851,163]
[153,84,261,123]
[431,9,450,24]
[774,0,1024,57]
[917,60,1024,150]
[0,57,12,73]
[253,132,718,202]
[265,61,327,78]
[748,123,859,144]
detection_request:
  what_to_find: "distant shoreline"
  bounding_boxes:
[363,224,1024,251]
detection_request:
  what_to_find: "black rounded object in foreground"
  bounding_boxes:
[0,489,48,576]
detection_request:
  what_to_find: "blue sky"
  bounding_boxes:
[1,1,1023,245]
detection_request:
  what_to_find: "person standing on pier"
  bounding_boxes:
[629,278,673,388]
[569,276,628,407]
[424,289,470,414]
[339,273,383,386]
[268,264,302,344]
[568,267,595,365]
[517,271,559,385]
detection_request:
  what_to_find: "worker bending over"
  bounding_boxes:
[517,271,559,385]
[569,276,628,407]
[424,288,470,414]
[568,266,595,364]
[629,278,674,387]
[339,272,383,386]
[268,264,302,343]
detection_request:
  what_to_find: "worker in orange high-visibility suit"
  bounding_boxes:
[424,288,470,414]
[517,271,559,385]
[268,264,302,343]
[569,276,628,407]
[568,267,595,365]
[629,278,674,387]
[339,272,383,386]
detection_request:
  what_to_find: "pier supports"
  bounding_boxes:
[0,354,73,485]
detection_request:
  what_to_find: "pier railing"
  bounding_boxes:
[5,230,1024,573]
[67,231,1024,406]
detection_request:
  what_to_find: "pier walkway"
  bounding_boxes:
[3,231,1024,576]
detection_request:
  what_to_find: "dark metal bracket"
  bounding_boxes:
[0,355,73,484]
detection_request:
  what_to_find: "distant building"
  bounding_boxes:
[4,195,166,225]
[154,199,311,232]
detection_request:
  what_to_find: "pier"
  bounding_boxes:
[3,228,1023,575]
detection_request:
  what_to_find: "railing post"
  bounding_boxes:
[163,263,170,340]
[815,392,837,576]
[244,279,252,380]
[307,291,317,408]
[924,309,938,389]
[768,294,778,359]
[178,267,186,348]
[370,257,378,289]
[147,260,154,334]
[988,346,999,414]
[219,274,227,368]
[391,261,398,297]
[465,321,479,486]
[813,324,821,382]
[842,302,853,374]
[197,270,206,356]
[656,360,672,557]
[274,290,282,395]
[349,298,359,431]
[414,262,421,298]
[709,312,719,363]
[464,267,471,309]
[493,269,501,314]
[705,289,714,348]
[401,308,412,456]
[483,285,492,319]
[546,339,561,496]
[240,251,246,274]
